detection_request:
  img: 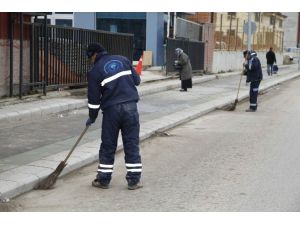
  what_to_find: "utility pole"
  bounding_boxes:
[247,12,252,50]
[167,12,170,38]
[173,12,177,38]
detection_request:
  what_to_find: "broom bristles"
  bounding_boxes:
[224,99,238,111]
[35,161,67,190]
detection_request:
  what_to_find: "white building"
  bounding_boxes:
[282,12,300,48]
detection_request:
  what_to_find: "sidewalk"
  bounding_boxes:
[0,71,216,124]
[0,64,299,201]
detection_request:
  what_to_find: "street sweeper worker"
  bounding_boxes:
[243,50,263,112]
[85,43,143,190]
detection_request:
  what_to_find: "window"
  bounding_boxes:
[33,18,51,24]
[227,29,235,36]
[110,25,118,32]
[270,16,276,25]
[55,19,72,27]
[96,18,146,61]
[279,20,283,28]
[210,12,214,23]
[227,12,236,19]
[255,13,261,22]
[32,17,51,24]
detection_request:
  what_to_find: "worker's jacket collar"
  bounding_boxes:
[94,51,108,63]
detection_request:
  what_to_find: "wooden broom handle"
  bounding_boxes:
[63,125,90,163]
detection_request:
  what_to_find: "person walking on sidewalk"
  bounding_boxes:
[266,47,277,76]
[174,48,192,92]
[243,50,263,112]
[85,43,143,190]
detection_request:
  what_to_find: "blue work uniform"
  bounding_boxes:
[244,52,263,110]
[87,52,142,186]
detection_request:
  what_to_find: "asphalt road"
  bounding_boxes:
[4,76,300,212]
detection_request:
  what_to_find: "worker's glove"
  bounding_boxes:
[86,117,95,126]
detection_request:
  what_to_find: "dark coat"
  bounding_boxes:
[177,52,192,80]
[266,50,276,64]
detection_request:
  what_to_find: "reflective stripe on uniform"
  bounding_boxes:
[250,103,257,106]
[253,88,259,92]
[101,70,132,86]
[126,163,142,167]
[88,103,100,109]
[126,163,142,173]
[127,168,142,172]
[98,164,114,173]
[98,169,113,173]
[99,164,113,168]
[249,58,253,70]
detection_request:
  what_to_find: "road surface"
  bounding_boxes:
[4,76,300,212]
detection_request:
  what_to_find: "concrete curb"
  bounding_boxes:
[1,70,300,200]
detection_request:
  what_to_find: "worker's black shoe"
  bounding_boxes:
[179,89,187,92]
[128,182,143,190]
[245,108,256,112]
[92,179,109,189]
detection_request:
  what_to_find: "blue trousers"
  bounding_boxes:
[249,81,261,110]
[267,64,273,75]
[97,102,142,186]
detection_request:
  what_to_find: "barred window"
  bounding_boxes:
[255,13,261,22]
[227,12,236,19]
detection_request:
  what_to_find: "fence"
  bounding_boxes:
[35,24,134,88]
[10,15,134,98]
[214,14,284,52]
[166,38,205,74]
[176,17,203,41]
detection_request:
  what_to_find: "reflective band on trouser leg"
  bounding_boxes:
[97,164,114,173]
[253,88,259,92]
[88,103,100,109]
[126,163,142,173]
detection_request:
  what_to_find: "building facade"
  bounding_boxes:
[33,12,74,26]
[185,12,216,72]
[282,12,300,49]
[73,12,164,65]
[73,12,213,69]
[214,12,286,51]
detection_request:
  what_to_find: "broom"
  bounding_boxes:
[227,71,244,111]
[35,125,90,189]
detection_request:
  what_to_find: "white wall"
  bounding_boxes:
[282,12,299,48]
[212,50,283,73]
